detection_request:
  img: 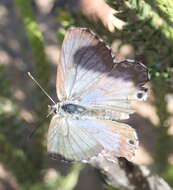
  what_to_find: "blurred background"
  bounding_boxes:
[0,0,173,189]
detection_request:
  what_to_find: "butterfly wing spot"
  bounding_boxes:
[128,139,135,145]
[137,92,143,99]
[136,89,148,101]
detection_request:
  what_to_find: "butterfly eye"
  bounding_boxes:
[53,108,57,114]
[48,105,57,114]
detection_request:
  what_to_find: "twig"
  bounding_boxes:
[90,157,172,190]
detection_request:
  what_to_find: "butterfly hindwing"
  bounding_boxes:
[72,59,149,120]
[73,59,149,104]
[79,119,138,161]
[47,116,138,162]
[47,115,103,161]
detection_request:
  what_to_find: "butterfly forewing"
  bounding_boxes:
[57,28,114,101]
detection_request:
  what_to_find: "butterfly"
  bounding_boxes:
[47,27,149,163]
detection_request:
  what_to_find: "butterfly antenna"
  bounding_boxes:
[28,127,38,139]
[27,72,56,105]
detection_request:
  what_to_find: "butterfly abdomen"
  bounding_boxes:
[87,108,131,120]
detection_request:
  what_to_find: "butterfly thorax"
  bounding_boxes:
[49,102,87,117]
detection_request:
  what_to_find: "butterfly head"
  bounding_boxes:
[48,104,60,115]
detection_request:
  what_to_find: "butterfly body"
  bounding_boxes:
[47,28,149,163]
[50,101,133,121]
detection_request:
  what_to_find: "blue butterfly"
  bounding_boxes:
[47,28,149,163]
